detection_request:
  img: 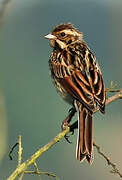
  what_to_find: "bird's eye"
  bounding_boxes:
[60,32,66,37]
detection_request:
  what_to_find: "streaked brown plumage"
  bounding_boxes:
[45,23,106,164]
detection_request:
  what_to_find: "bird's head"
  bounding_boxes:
[45,23,83,49]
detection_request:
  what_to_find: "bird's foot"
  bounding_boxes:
[61,118,72,143]
[61,108,76,143]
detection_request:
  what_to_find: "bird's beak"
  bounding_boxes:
[44,34,56,40]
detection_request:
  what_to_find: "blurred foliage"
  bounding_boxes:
[0,89,7,163]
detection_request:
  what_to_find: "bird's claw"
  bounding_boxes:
[62,120,72,143]
[64,135,72,144]
[64,128,75,143]
[71,129,74,135]
[68,107,75,113]
[62,107,76,144]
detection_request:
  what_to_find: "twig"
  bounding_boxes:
[106,89,121,93]
[106,90,122,105]
[106,81,117,92]
[33,162,42,179]
[18,136,23,166]
[93,142,122,178]
[33,162,39,172]
[7,90,122,180]
[24,170,60,180]
[106,81,122,93]
[94,89,122,113]
[18,172,24,180]
[7,126,70,180]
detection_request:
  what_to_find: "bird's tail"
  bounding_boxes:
[76,106,93,164]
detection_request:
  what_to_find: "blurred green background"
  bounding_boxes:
[0,0,122,179]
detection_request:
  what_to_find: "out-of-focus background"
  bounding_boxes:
[0,0,122,179]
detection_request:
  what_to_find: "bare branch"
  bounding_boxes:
[18,136,22,167]
[7,127,69,180]
[106,89,122,105]
[94,89,122,113]
[93,142,122,178]
[7,90,122,180]
[24,170,60,180]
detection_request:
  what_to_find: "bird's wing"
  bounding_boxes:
[89,66,106,113]
[59,71,95,111]
[51,46,106,113]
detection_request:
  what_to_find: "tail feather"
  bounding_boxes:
[76,106,93,164]
[86,112,93,155]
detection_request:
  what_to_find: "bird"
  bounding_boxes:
[45,23,106,164]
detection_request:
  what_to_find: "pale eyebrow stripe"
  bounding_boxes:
[62,30,82,37]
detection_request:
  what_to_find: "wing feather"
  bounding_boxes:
[50,44,106,113]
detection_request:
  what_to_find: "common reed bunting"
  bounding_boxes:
[45,23,106,164]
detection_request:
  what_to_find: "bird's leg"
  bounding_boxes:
[62,107,76,129]
[70,120,78,134]
[62,107,76,143]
